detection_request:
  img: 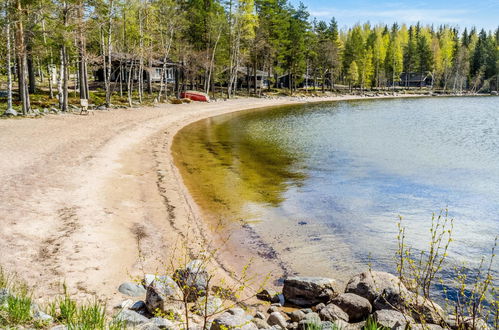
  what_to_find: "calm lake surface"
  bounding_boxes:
[173,96,499,295]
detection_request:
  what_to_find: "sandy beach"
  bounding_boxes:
[0,94,422,307]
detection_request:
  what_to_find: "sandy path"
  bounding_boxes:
[0,94,418,306]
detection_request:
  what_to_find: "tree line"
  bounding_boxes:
[1,0,498,115]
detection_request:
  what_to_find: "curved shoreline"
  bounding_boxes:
[0,93,426,307]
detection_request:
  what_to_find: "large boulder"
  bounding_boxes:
[174,260,209,302]
[288,310,306,322]
[145,276,183,315]
[330,293,372,322]
[345,271,405,304]
[283,277,338,307]
[374,288,446,325]
[318,303,349,322]
[373,309,414,329]
[210,308,257,330]
[192,296,223,316]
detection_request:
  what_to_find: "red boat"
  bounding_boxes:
[180,91,210,102]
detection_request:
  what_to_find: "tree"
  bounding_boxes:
[347,60,358,90]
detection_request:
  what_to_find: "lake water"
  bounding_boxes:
[173,96,499,298]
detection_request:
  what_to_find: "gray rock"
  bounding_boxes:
[3,108,18,116]
[145,276,183,315]
[287,322,298,330]
[288,310,306,322]
[409,324,444,330]
[139,323,162,330]
[151,317,177,329]
[322,320,349,330]
[331,293,372,322]
[283,277,338,307]
[313,303,326,312]
[119,282,147,297]
[345,271,405,304]
[118,299,134,309]
[50,326,68,330]
[373,309,414,329]
[462,316,490,330]
[193,296,223,316]
[115,309,150,326]
[255,311,266,320]
[174,259,209,302]
[267,306,280,314]
[267,312,287,328]
[300,309,313,314]
[296,312,322,330]
[253,318,271,329]
[33,310,54,322]
[130,300,147,312]
[319,303,349,322]
[211,308,257,330]
[0,288,10,305]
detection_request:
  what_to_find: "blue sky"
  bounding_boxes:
[289,0,499,32]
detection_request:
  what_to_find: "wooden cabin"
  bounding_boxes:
[399,72,433,87]
[94,53,179,84]
[277,73,319,89]
[236,67,270,89]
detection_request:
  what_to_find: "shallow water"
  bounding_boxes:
[173,96,499,296]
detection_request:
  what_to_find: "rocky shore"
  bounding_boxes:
[2,260,489,330]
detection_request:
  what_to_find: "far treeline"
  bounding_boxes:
[1,0,499,115]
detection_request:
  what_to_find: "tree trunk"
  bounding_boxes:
[6,7,14,112]
[78,0,89,101]
[15,0,31,114]
[104,0,114,107]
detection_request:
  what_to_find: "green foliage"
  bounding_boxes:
[362,316,389,330]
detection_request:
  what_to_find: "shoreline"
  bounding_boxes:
[0,93,431,307]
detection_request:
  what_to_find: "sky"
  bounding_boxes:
[288,0,499,32]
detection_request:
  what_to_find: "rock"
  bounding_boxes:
[287,322,298,330]
[96,105,108,110]
[3,108,18,117]
[409,324,444,330]
[267,312,288,328]
[407,294,446,325]
[50,326,67,330]
[267,306,280,314]
[252,318,271,329]
[491,91,498,96]
[174,259,209,302]
[211,308,257,330]
[257,289,275,302]
[151,317,177,329]
[255,311,266,320]
[462,316,490,330]
[145,276,183,315]
[322,320,349,330]
[283,277,338,307]
[345,271,405,304]
[119,282,147,297]
[139,323,162,330]
[130,300,147,312]
[300,309,313,314]
[193,296,223,316]
[313,303,326,312]
[33,310,54,322]
[271,294,285,305]
[0,288,9,305]
[50,107,59,114]
[318,303,349,322]
[373,309,414,329]
[117,299,134,309]
[373,286,407,311]
[296,314,321,330]
[115,309,150,326]
[288,310,306,322]
[331,293,372,322]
